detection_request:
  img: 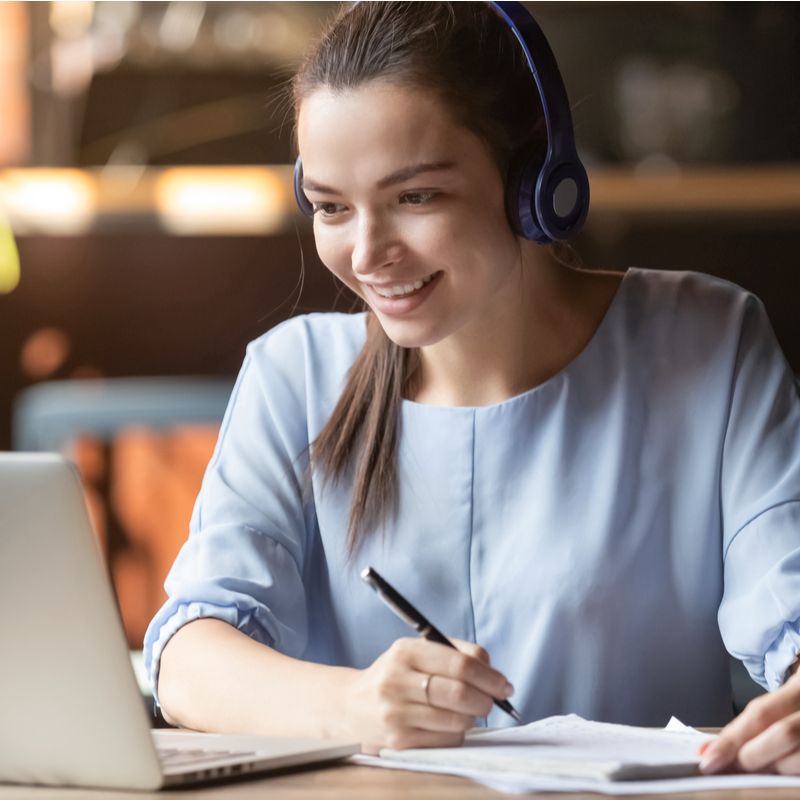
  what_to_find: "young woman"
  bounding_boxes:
[145,1,800,772]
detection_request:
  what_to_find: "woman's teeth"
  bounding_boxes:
[373,274,433,298]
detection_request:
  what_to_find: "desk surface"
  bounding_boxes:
[1,762,800,800]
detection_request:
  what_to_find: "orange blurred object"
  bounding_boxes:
[73,425,219,649]
[0,2,30,166]
[70,436,109,556]
[19,328,71,379]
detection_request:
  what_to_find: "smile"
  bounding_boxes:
[369,274,435,299]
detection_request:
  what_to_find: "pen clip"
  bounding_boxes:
[376,592,421,629]
[360,567,425,631]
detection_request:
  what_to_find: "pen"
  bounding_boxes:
[360,566,522,723]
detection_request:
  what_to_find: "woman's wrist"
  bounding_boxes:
[313,666,362,741]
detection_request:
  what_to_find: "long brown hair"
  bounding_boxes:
[294,2,545,554]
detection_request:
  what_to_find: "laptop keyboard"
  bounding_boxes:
[158,747,256,769]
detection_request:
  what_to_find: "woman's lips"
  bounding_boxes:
[370,273,434,298]
[363,271,441,316]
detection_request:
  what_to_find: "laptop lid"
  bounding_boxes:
[0,453,360,790]
[0,452,165,790]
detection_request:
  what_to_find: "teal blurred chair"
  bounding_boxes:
[13,377,234,452]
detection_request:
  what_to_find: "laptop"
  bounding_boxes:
[0,452,360,790]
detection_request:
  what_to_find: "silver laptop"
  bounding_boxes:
[0,452,360,790]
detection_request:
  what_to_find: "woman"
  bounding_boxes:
[145,1,800,771]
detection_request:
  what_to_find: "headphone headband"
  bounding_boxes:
[294,0,589,243]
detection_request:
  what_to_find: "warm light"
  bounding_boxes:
[159,1,205,53]
[49,1,94,39]
[0,215,20,293]
[0,169,95,234]
[154,168,288,235]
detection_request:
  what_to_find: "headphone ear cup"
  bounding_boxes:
[505,143,550,243]
[536,158,590,242]
[294,156,314,218]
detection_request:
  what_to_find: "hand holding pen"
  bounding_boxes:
[361,567,522,724]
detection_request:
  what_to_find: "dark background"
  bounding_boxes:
[2,1,799,449]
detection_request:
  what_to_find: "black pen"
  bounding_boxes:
[360,566,522,723]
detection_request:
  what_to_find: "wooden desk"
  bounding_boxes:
[2,761,800,800]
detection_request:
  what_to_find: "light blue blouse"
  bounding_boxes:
[144,268,800,728]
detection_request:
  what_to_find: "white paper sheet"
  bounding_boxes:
[351,715,800,795]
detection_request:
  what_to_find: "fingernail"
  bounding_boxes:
[699,747,726,775]
[503,682,515,698]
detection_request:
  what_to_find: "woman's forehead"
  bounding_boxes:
[297,83,486,183]
[298,82,444,142]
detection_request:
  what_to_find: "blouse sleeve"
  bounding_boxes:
[143,320,317,703]
[717,294,800,690]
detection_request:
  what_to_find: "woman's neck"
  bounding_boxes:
[411,255,623,408]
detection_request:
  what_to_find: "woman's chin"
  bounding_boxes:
[376,318,444,350]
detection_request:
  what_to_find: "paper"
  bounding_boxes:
[351,714,800,795]
[381,715,711,781]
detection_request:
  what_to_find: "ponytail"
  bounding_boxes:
[310,311,419,555]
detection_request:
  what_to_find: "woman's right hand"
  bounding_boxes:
[340,637,515,753]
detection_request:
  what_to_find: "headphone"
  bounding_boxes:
[293,1,589,244]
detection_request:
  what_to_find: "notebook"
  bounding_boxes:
[0,452,360,790]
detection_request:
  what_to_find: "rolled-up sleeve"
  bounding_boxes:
[143,320,317,703]
[718,295,800,690]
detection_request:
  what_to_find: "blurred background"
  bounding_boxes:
[1,1,798,714]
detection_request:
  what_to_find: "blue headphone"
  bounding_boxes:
[293,0,589,244]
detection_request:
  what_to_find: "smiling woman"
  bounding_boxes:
[299,85,522,352]
[296,78,619,548]
[143,1,800,771]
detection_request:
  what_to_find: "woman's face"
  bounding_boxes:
[297,82,522,350]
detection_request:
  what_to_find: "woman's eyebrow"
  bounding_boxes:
[302,161,455,196]
[301,177,341,195]
[376,161,455,189]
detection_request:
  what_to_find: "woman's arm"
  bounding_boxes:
[158,618,515,752]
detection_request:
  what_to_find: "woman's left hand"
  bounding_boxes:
[700,662,800,775]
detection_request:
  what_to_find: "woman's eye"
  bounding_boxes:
[401,191,435,206]
[312,202,343,217]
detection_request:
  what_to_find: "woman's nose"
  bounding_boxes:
[350,213,401,276]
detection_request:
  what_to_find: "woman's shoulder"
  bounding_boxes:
[622,267,761,315]
[601,267,775,381]
[218,312,368,440]
[246,311,368,370]
[238,312,368,417]
[612,267,766,342]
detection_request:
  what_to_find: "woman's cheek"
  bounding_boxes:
[314,231,362,295]
[313,227,343,274]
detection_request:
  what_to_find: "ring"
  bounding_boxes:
[421,673,432,704]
